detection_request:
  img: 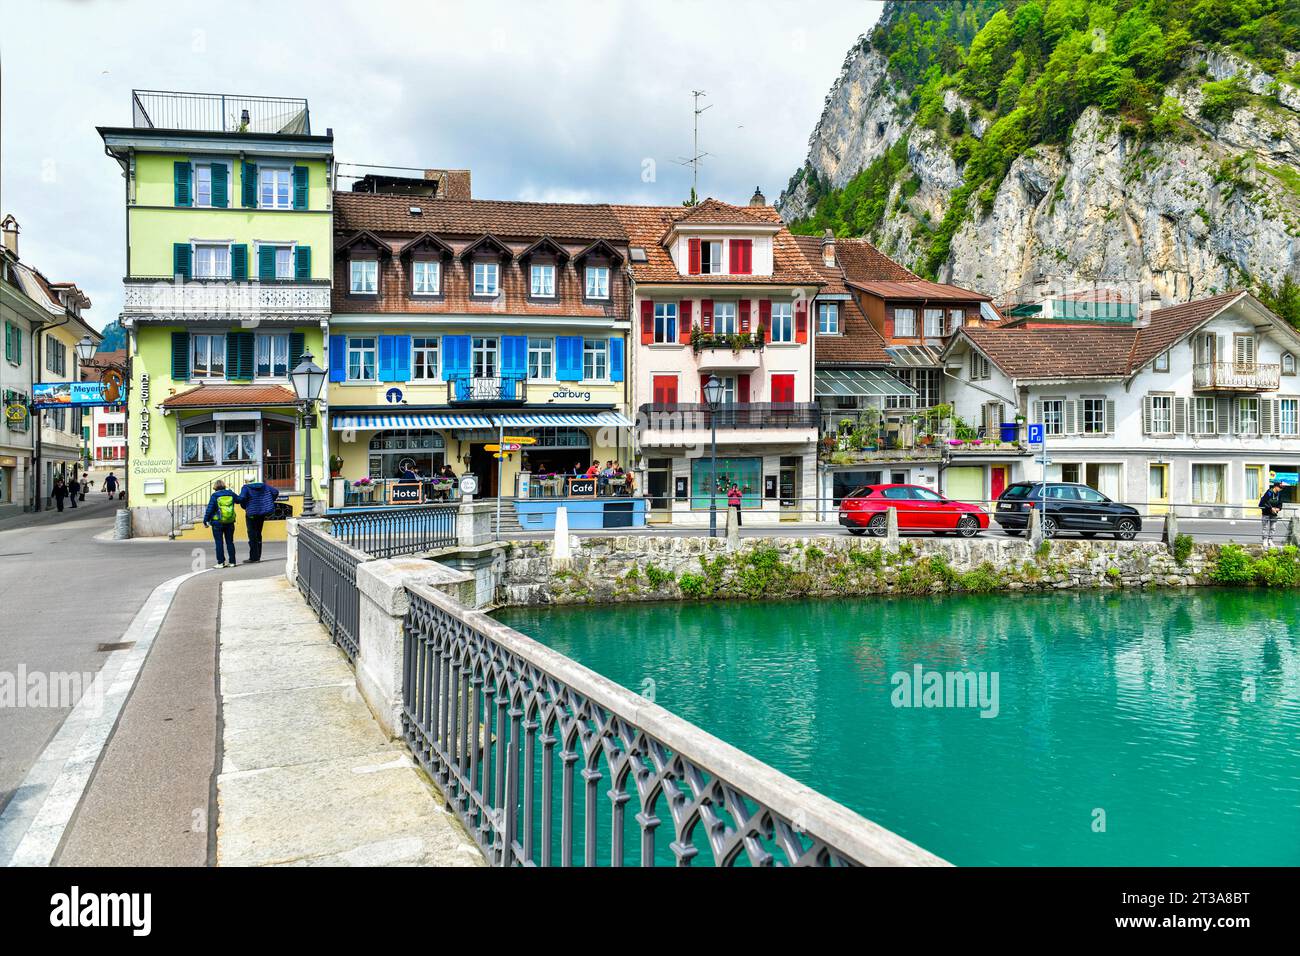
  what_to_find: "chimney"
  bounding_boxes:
[749,186,766,207]
[1,215,18,256]
[822,228,835,268]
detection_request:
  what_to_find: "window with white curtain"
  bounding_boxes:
[1191,463,1226,504]
[893,308,916,336]
[714,302,737,335]
[255,333,290,378]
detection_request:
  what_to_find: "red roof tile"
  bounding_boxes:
[334,192,627,241]
[161,384,299,408]
[847,279,991,302]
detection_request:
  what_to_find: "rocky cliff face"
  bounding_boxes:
[780,39,1300,304]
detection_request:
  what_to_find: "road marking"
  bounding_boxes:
[0,567,209,867]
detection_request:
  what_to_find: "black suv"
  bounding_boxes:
[994,482,1142,540]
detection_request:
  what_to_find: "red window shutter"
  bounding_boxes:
[640,300,654,344]
[743,240,752,274]
[699,373,710,400]
[98,423,107,437]
[701,299,713,334]
[680,300,693,344]
[758,299,772,342]
[739,298,751,333]
[652,375,678,405]
[795,300,808,344]
[730,239,752,275]
[737,372,750,403]
[727,241,739,274]
[772,373,794,404]
[688,238,701,275]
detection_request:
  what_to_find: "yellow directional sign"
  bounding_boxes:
[485,443,522,452]
[502,436,536,445]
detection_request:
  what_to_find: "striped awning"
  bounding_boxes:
[492,411,633,428]
[331,413,494,431]
[815,369,916,398]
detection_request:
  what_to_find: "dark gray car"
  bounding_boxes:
[994,481,1142,540]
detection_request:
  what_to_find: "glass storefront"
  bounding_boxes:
[690,456,760,509]
[367,429,445,478]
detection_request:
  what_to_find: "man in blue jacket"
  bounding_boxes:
[203,480,239,568]
[237,479,278,563]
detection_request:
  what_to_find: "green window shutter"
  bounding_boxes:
[231,244,248,280]
[4,323,11,362]
[289,332,306,368]
[237,332,255,379]
[171,331,190,381]
[211,163,229,208]
[226,335,240,379]
[172,243,192,279]
[295,245,311,280]
[174,161,192,207]
[241,161,258,208]
[293,165,309,210]
[258,245,276,281]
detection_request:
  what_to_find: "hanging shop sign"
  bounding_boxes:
[32,381,118,409]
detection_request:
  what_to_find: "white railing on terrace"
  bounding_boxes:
[1193,362,1280,391]
[123,277,331,319]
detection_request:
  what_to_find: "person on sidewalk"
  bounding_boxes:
[80,476,91,501]
[236,478,277,563]
[66,475,79,509]
[1259,480,1285,548]
[727,482,743,527]
[104,472,119,498]
[52,477,68,512]
[203,480,239,568]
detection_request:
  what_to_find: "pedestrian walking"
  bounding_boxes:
[52,477,68,512]
[80,477,91,501]
[67,475,80,509]
[203,480,239,568]
[236,478,277,563]
[104,472,119,498]
[1259,480,1285,548]
[727,482,743,527]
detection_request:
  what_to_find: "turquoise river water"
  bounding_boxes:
[496,588,1300,866]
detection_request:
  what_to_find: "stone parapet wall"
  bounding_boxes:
[495,535,1241,606]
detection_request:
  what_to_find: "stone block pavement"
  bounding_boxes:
[215,577,482,867]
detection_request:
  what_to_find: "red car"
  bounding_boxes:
[838,484,990,537]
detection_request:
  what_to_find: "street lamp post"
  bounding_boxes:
[75,334,128,494]
[703,374,724,538]
[290,351,327,515]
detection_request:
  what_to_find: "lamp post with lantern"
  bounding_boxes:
[703,373,724,538]
[290,351,326,515]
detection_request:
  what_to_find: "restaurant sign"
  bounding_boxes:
[32,381,117,409]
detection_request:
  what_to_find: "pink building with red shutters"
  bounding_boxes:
[611,194,822,525]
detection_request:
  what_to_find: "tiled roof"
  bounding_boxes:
[834,238,922,283]
[790,234,849,294]
[334,192,627,241]
[675,197,776,225]
[1127,290,1246,369]
[847,278,991,302]
[161,384,299,408]
[609,202,821,285]
[816,297,890,365]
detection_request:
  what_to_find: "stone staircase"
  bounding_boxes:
[488,499,523,534]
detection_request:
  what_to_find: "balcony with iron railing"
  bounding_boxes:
[638,402,821,431]
[447,373,528,405]
[1193,362,1280,391]
[122,276,331,320]
[132,89,311,135]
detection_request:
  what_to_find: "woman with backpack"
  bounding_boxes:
[203,479,239,568]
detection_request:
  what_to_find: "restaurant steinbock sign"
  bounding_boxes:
[32,381,117,409]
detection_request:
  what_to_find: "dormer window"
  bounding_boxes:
[473,261,499,296]
[700,240,723,274]
[412,260,440,295]
[585,265,609,299]
[1283,352,1296,375]
[530,263,556,297]
[350,258,378,295]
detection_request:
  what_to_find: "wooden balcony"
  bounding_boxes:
[1192,362,1280,391]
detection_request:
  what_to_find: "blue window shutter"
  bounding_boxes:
[378,335,396,381]
[258,246,276,281]
[172,243,191,279]
[293,165,309,210]
[171,332,190,381]
[242,162,257,208]
[501,335,527,378]
[174,161,192,207]
[295,245,311,280]
[442,335,470,380]
[609,336,625,382]
[231,244,248,280]
[556,335,582,381]
[328,335,347,382]
[394,335,411,382]
[211,164,228,208]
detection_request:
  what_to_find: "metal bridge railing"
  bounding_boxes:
[296,522,371,663]
[400,583,946,867]
[328,505,457,558]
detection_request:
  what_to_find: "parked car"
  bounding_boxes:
[839,484,990,537]
[993,482,1142,539]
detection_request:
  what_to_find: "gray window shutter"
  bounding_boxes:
[1031,400,1042,423]
[1141,395,1153,435]
[1216,397,1232,434]
[1063,400,1077,434]
[1174,396,1187,434]
[1261,399,1276,435]
[1104,400,1115,433]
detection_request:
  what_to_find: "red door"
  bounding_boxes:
[652,375,678,405]
[771,373,795,404]
[990,465,1008,502]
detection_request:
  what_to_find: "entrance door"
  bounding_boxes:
[263,420,295,489]
[646,457,672,523]
[1148,463,1170,515]
[944,466,984,504]
[1243,464,1265,512]
[779,456,801,520]
[990,465,1009,502]
[469,444,498,497]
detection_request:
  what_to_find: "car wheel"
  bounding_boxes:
[1041,515,1058,538]
[1114,517,1138,541]
[848,527,866,536]
[867,513,888,537]
[956,515,980,538]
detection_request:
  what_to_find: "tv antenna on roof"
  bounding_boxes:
[674,90,712,202]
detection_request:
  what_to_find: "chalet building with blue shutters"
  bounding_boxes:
[327,178,637,526]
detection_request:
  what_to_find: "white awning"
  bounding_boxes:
[492,411,634,428]
[331,412,494,431]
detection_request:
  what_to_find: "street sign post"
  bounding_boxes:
[1026,423,1048,532]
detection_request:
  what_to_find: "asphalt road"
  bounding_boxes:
[0,499,283,820]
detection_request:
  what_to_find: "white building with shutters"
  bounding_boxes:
[941,291,1300,517]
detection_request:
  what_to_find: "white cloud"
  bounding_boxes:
[0,0,883,329]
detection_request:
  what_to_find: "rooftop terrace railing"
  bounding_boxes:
[132,89,311,134]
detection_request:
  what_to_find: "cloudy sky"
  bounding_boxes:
[0,0,883,332]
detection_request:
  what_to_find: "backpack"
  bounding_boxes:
[217,494,236,524]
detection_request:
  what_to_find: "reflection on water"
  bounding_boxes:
[497,588,1300,865]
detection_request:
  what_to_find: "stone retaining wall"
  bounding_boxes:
[496,535,1232,606]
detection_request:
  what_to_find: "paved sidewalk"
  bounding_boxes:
[215,577,482,867]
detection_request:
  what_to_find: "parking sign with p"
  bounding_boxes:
[1027,423,1044,445]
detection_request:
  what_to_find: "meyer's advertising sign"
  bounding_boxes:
[32,382,120,409]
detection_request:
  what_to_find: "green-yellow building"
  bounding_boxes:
[99,90,333,539]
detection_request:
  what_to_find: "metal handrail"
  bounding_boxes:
[296,522,369,662]
[328,504,458,558]
[639,402,821,430]
[166,466,257,537]
[401,583,947,867]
